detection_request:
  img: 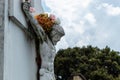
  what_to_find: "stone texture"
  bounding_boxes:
[3,0,39,80]
[73,76,82,80]
[0,0,43,80]
[0,0,4,80]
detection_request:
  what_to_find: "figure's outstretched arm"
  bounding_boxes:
[22,1,45,42]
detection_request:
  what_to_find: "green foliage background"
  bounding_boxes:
[54,45,120,80]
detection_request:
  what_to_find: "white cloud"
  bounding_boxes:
[44,0,93,27]
[71,21,85,34]
[84,13,96,25]
[44,0,93,49]
[101,3,120,16]
[44,0,93,21]
[43,0,120,51]
[76,40,87,47]
[77,0,93,8]
[56,37,69,51]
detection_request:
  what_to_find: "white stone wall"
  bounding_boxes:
[4,20,37,80]
[3,0,43,80]
[0,0,5,80]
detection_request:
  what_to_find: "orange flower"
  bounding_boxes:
[35,13,55,34]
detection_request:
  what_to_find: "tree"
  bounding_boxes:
[54,46,120,80]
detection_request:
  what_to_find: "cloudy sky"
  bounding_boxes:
[41,0,120,51]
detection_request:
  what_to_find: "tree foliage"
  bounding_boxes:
[54,45,120,80]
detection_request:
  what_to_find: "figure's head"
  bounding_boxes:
[50,24,65,45]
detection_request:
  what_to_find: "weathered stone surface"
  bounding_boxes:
[0,0,4,80]
[73,76,82,80]
[3,0,44,80]
[0,0,42,80]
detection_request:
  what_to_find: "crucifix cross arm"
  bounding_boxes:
[22,1,46,43]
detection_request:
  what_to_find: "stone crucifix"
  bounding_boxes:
[18,0,65,80]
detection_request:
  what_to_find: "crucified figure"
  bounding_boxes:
[20,0,65,80]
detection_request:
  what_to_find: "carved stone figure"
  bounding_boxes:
[21,1,65,80]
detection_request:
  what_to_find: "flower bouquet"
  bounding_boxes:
[35,13,60,34]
